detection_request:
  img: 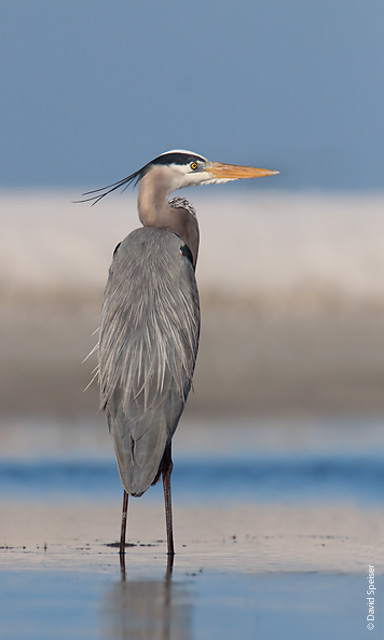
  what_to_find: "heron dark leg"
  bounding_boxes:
[120,490,129,556]
[162,444,175,558]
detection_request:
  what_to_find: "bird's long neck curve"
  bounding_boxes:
[137,167,200,267]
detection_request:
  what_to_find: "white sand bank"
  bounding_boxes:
[2,190,384,309]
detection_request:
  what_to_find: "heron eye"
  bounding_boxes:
[190,162,198,170]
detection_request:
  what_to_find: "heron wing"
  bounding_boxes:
[98,227,200,496]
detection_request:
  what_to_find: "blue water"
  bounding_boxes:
[1,451,384,506]
[0,569,381,640]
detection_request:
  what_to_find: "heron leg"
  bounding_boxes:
[120,490,129,557]
[162,444,175,558]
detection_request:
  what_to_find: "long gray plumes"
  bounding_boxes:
[98,227,200,496]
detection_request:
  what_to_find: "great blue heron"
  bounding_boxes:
[82,150,278,561]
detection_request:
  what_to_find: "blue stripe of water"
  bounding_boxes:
[0,452,383,505]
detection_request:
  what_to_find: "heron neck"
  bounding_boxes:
[137,172,199,267]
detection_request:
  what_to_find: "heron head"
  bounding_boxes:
[145,150,279,191]
[79,150,278,204]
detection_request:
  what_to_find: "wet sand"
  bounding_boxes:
[1,500,383,574]
[2,422,382,638]
[1,489,383,639]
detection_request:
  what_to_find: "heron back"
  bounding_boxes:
[98,227,200,496]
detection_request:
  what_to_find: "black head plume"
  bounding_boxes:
[75,150,207,205]
[76,168,143,206]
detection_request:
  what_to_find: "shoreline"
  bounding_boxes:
[1,501,383,574]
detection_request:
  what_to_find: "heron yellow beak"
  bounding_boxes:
[208,162,279,180]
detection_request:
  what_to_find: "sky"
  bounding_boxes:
[1,0,383,190]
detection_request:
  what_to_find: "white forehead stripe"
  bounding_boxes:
[158,149,207,162]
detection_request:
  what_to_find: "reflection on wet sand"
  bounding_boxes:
[102,560,191,640]
[119,553,174,583]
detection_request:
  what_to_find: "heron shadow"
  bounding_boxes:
[101,556,192,640]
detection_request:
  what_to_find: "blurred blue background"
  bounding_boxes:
[1,0,383,190]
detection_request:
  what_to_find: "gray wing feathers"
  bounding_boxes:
[98,228,200,496]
